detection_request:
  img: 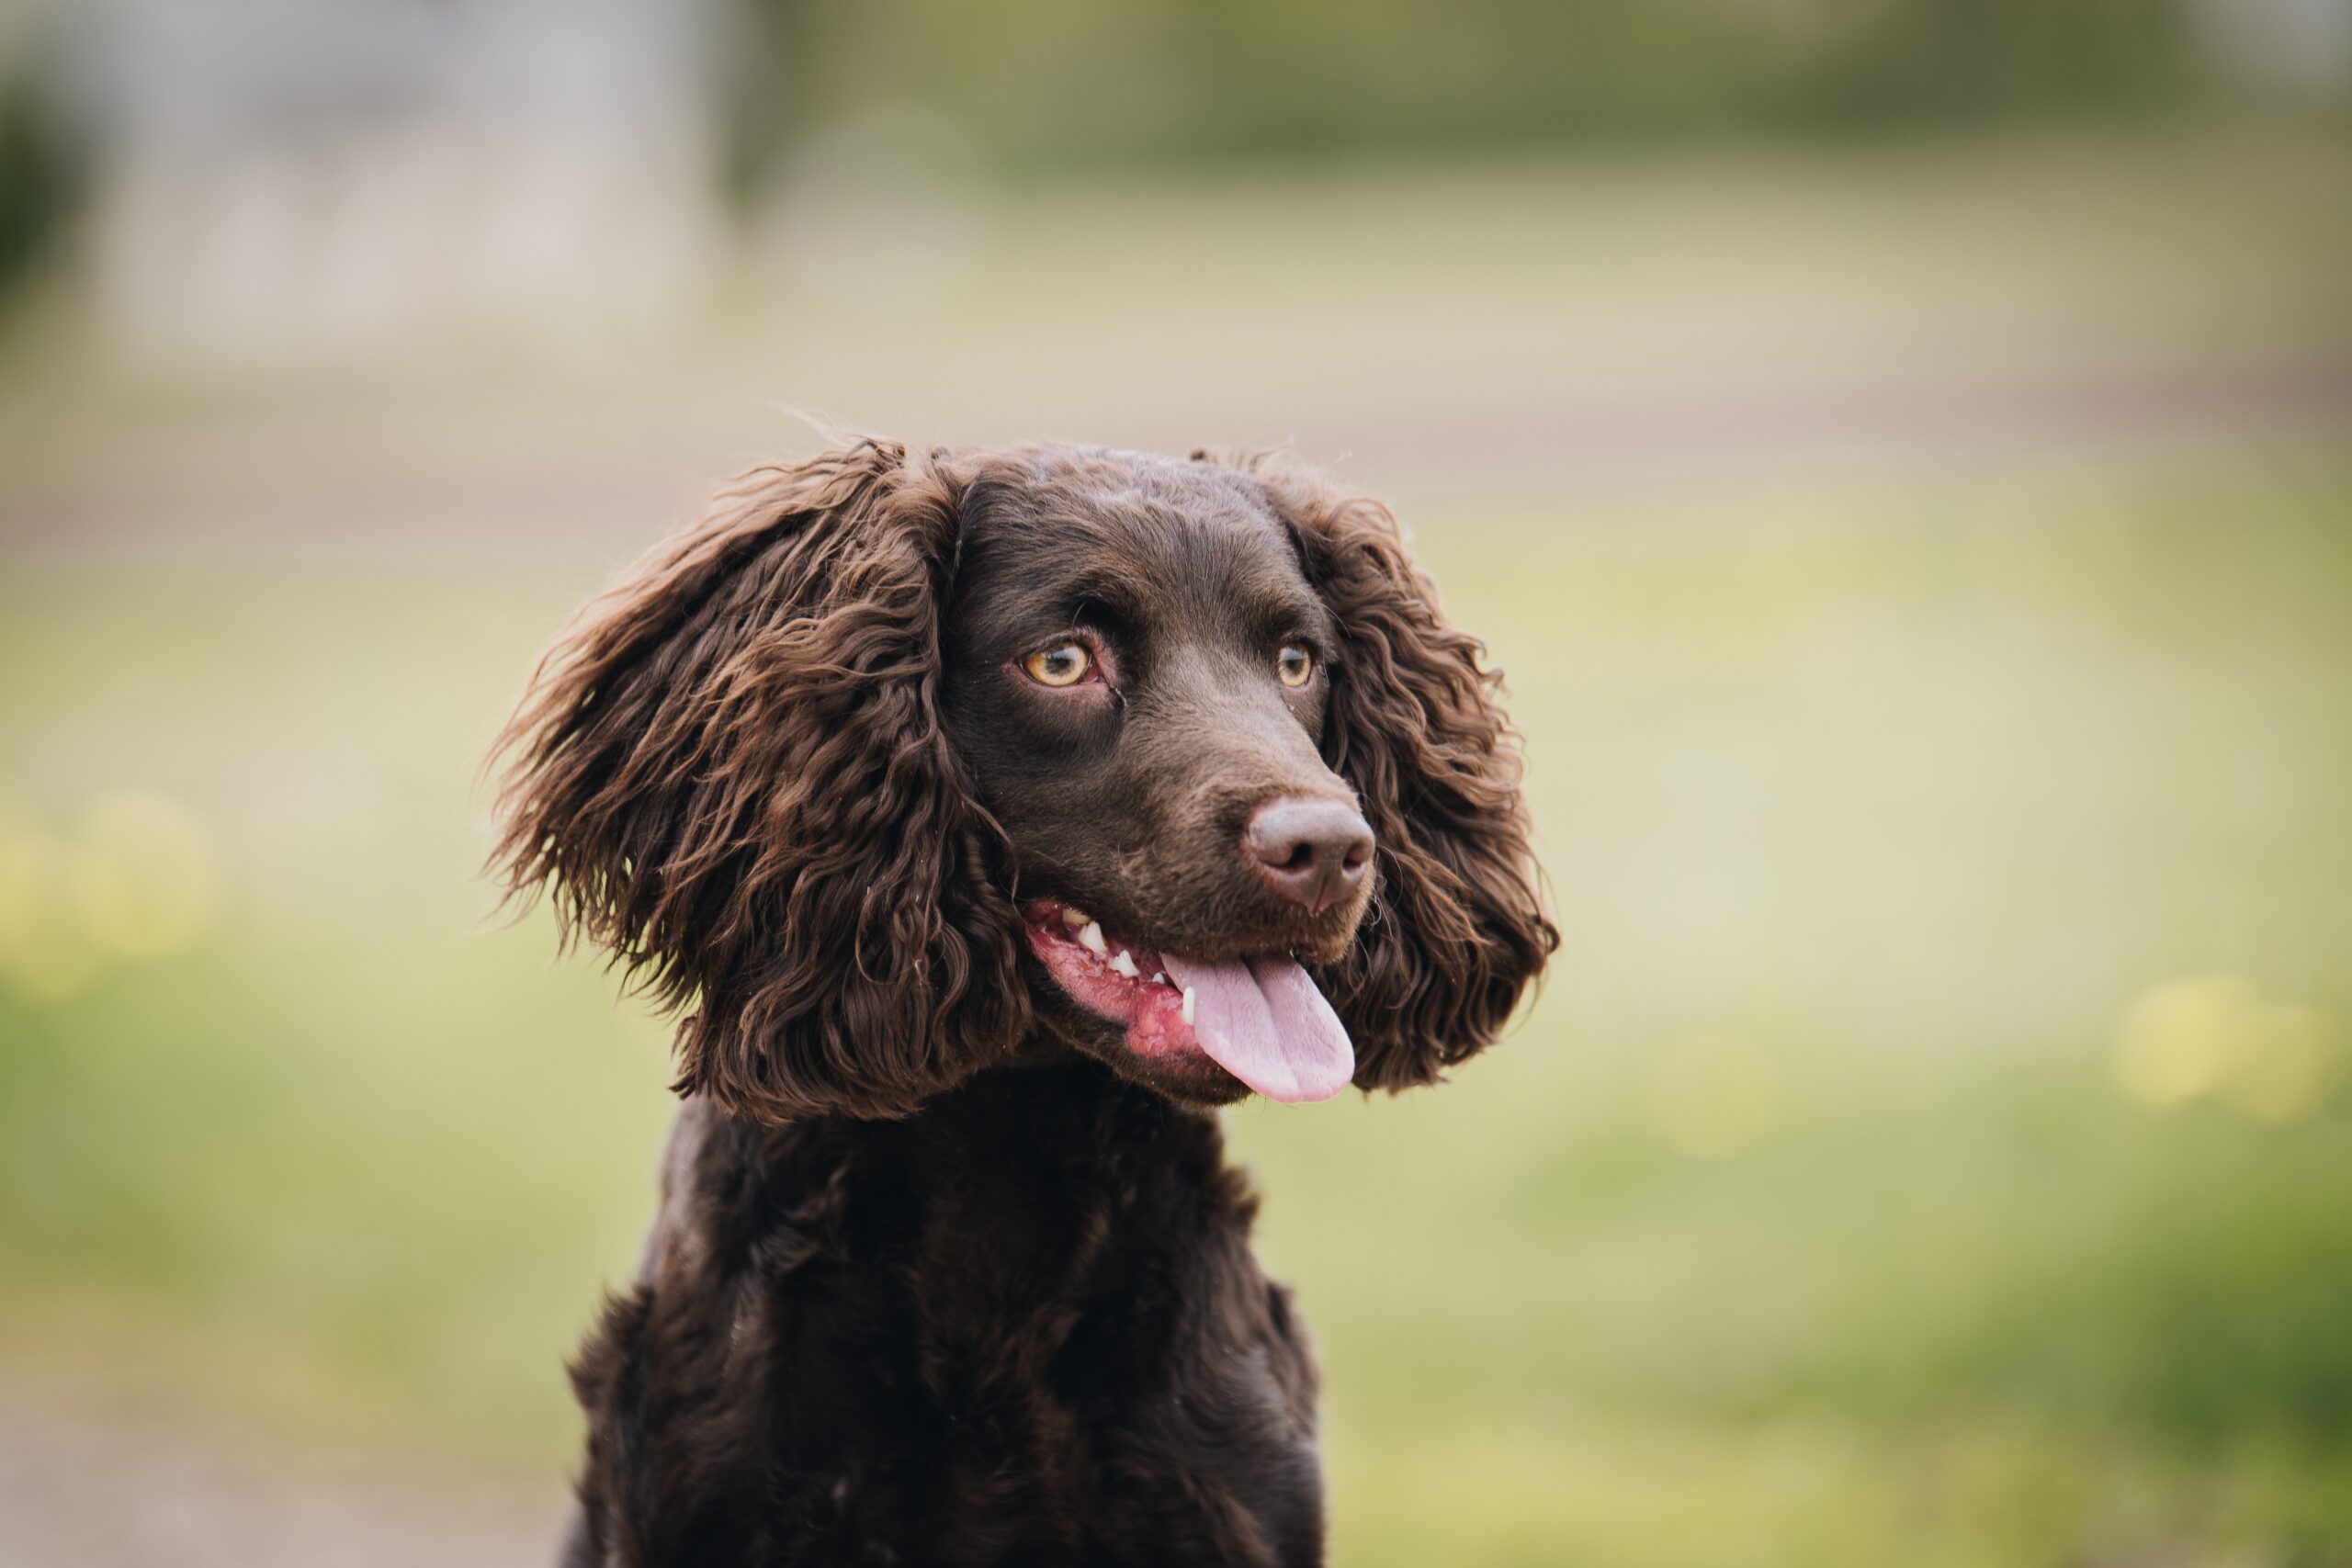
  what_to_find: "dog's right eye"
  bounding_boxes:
[1022,641,1093,687]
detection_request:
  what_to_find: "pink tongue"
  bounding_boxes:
[1159,953,1354,1104]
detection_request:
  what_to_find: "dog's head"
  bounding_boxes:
[491,438,1553,1120]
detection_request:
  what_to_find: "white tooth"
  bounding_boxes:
[1109,950,1138,979]
[1180,987,1196,1025]
[1061,908,1089,930]
[1078,920,1107,954]
[1152,972,1166,986]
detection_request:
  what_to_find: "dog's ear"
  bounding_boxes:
[1215,455,1556,1090]
[490,437,1026,1121]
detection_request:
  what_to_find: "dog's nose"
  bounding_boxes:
[1245,797,1374,912]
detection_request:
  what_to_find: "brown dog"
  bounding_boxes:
[492,438,1552,1565]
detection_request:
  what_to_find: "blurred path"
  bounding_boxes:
[0,1389,565,1568]
[5,354,2349,568]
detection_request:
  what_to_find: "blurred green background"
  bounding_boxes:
[2,2,2350,1564]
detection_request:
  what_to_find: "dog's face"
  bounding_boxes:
[942,455,1373,1105]
[492,439,1553,1122]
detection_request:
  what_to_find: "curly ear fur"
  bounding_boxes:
[1216,454,1557,1090]
[489,438,1027,1122]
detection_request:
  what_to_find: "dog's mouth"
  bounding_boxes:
[1022,901,1354,1104]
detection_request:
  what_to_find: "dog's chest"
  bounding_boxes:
[589,1082,1326,1564]
[820,1131,1325,1560]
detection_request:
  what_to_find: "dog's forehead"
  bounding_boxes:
[962,450,1316,625]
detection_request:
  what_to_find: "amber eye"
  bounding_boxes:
[1023,641,1093,687]
[1276,644,1315,687]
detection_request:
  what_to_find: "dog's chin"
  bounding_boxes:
[1018,899,1363,1107]
[1031,994,1259,1109]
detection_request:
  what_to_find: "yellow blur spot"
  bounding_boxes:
[0,823,104,999]
[2115,974,2334,1122]
[0,790,226,1000]
[67,789,226,959]
[1650,1032,1781,1161]
[2222,1004,2332,1123]
[2116,974,2251,1108]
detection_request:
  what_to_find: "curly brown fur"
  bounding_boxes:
[493,439,1555,1566]
[492,440,1029,1121]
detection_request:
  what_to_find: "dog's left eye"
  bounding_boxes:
[1276,644,1315,687]
[1023,641,1093,687]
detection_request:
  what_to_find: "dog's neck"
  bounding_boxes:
[897,1056,1224,1174]
[650,1059,1252,1320]
[864,1060,1241,1299]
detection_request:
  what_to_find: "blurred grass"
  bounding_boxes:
[719,0,2217,182]
[3,442,2349,1562]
